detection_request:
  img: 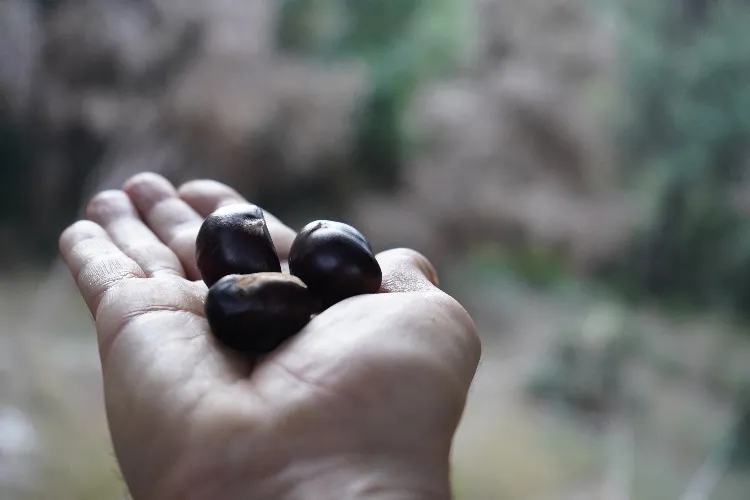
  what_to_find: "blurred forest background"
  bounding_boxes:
[2,0,750,498]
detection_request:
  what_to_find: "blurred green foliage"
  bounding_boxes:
[277,0,467,190]
[609,0,750,461]
[0,1,467,263]
[467,244,574,290]
[609,0,750,319]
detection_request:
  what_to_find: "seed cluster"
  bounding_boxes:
[197,203,382,354]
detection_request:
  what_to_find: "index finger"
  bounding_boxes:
[59,220,145,316]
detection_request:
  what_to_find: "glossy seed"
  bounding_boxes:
[196,203,281,287]
[288,220,382,310]
[205,273,313,354]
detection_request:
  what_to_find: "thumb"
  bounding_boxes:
[376,248,440,293]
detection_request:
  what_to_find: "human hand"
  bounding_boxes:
[59,173,481,500]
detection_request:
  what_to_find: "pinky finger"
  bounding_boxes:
[59,220,146,316]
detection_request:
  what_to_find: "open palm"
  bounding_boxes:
[59,173,481,500]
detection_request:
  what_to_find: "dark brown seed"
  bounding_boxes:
[288,220,382,310]
[196,203,281,287]
[205,273,313,354]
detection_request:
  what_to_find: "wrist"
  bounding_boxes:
[266,453,452,500]
[157,452,451,500]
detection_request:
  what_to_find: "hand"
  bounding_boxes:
[59,173,481,500]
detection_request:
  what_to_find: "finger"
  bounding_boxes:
[123,172,204,280]
[59,220,145,316]
[376,248,440,293]
[85,189,185,278]
[177,179,297,260]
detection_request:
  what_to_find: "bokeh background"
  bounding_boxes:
[2,0,750,498]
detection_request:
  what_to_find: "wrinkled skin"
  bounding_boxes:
[59,173,481,500]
